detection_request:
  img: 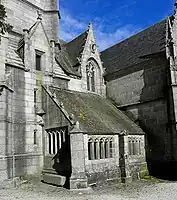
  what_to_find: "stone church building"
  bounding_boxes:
[2,0,176,189]
[101,3,177,178]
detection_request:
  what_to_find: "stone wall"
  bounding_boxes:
[105,56,171,169]
[84,134,120,184]
[0,66,43,181]
[3,0,59,41]
[106,57,168,105]
[68,25,106,96]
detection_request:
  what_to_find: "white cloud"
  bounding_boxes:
[60,8,140,51]
[97,25,140,50]
[60,8,87,41]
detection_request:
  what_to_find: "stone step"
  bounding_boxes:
[42,170,66,187]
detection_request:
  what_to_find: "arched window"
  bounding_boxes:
[86,60,97,92]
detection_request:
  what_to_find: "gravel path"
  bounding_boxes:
[1,179,177,200]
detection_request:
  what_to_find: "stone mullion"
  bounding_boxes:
[50,132,54,154]
[105,141,109,158]
[100,140,105,159]
[89,77,92,92]
[91,141,94,160]
[134,139,138,155]
[132,140,135,155]
[54,131,58,154]
[129,138,133,155]
[128,139,131,155]
[96,140,100,159]
[87,74,90,91]
[61,130,65,144]
[58,131,62,150]
[139,140,141,155]
[48,132,52,154]
[46,132,49,154]
[102,141,105,159]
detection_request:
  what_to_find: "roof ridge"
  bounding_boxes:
[66,30,88,45]
[102,18,168,53]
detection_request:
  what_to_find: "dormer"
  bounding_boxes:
[56,24,106,96]
[19,12,54,74]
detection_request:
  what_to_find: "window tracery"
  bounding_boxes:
[86,60,97,92]
[128,137,142,155]
[46,127,67,155]
[88,137,113,160]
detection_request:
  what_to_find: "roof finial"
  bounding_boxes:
[37,10,42,20]
[175,1,177,8]
[88,22,93,29]
[174,1,177,14]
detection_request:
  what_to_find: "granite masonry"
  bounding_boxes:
[101,5,177,178]
[0,0,147,189]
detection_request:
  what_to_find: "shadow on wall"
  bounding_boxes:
[52,141,72,189]
[6,68,27,179]
[138,58,177,180]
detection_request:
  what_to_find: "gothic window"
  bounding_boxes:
[109,139,113,158]
[34,130,37,145]
[105,139,109,158]
[48,132,52,154]
[46,127,68,155]
[100,139,105,159]
[18,46,24,62]
[52,132,56,154]
[128,137,142,156]
[88,137,113,160]
[36,54,41,71]
[35,50,44,71]
[86,60,96,92]
[88,139,93,160]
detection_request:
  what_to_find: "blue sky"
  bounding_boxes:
[60,0,175,50]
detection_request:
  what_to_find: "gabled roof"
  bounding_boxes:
[49,87,143,134]
[55,31,88,77]
[55,45,81,77]
[101,19,167,76]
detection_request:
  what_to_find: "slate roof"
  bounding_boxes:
[6,38,24,68]
[65,31,88,67]
[55,31,88,77]
[101,19,167,75]
[55,45,81,77]
[49,87,143,134]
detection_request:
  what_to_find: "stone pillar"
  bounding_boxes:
[58,131,61,150]
[69,122,88,189]
[105,140,109,158]
[100,139,105,159]
[96,139,100,159]
[89,140,94,160]
[49,132,53,154]
[45,131,49,155]
[54,131,58,154]
[119,134,132,183]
